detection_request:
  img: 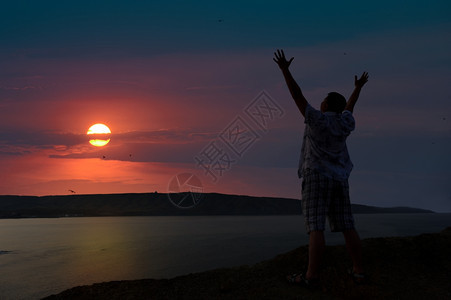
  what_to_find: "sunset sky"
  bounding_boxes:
[1,1,450,212]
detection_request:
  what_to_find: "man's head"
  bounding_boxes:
[321,92,347,113]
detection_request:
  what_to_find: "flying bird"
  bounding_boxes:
[68,189,76,194]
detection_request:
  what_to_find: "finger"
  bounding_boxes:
[288,57,294,63]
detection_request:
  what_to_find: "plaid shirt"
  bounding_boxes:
[298,104,355,181]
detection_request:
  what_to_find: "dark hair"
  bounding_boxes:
[326,92,347,113]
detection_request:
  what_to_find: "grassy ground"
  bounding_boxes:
[43,227,451,299]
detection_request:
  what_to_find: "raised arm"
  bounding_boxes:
[345,72,369,113]
[273,49,308,117]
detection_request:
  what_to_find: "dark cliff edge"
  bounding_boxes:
[0,192,434,219]
[43,227,451,299]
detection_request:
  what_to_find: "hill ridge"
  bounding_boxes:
[0,192,434,219]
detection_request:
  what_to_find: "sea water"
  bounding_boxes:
[0,214,450,300]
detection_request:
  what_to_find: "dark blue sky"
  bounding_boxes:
[2,1,449,54]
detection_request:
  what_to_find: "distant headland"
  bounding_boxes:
[0,193,434,219]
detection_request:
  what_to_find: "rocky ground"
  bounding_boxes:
[43,227,451,299]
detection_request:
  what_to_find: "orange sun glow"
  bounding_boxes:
[87,123,111,147]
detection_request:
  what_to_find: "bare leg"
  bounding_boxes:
[343,229,364,273]
[306,230,325,279]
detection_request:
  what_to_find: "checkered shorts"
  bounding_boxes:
[301,170,355,233]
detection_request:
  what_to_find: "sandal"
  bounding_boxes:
[348,269,368,284]
[286,273,320,289]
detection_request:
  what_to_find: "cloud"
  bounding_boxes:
[0,130,85,149]
[114,129,217,144]
[0,85,42,91]
[1,127,215,145]
[0,128,221,165]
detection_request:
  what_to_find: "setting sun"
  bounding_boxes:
[87,123,111,147]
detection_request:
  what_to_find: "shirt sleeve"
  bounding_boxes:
[341,110,356,132]
[304,104,326,126]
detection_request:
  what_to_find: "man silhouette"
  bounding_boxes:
[274,49,369,287]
